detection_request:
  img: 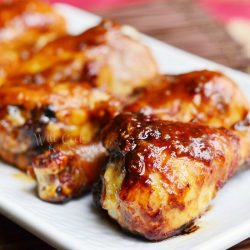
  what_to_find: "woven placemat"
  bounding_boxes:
[97,0,250,72]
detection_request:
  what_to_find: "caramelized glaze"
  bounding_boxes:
[0,0,66,83]
[0,81,121,167]
[126,70,249,128]
[95,113,250,240]
[5,20,158,95]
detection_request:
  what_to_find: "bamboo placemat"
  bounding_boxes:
[0,0,249,249]
[97,0,250,72]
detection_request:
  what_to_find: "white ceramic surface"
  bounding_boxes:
[0,3,249,250]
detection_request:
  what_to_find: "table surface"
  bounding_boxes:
[1,0,250,249]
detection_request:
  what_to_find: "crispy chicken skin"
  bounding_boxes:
[0,0,66,83]
[0,14,157,202]
[32,70,249,202]
[0,81,120,171]
[33,141,108,202]
[125,70,249,128]
[6,20,158,95]
[0,80,120,202]
[94,113,250,241]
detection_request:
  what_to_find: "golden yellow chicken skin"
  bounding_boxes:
[94,113,250,241]
[0,81,121,171]
[7,20,158,96]
[33,141,108,202]
[0,0,66,83]
[32,70,250,202]
[125,70,249,128]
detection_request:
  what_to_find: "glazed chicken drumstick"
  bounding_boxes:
[125,70,249,128]
[31,70,249,202]
[93,71,250,239]
[0,17,158,201]
[94,113,250,241]
[0,0,66,84]
[0,80,122,202]
[0,81,121,170]
[6,20,158,96]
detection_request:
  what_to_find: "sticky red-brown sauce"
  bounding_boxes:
[125,70,249,128]
[102,113,240,207]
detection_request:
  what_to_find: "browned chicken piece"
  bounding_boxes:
[0,18,157,202]
[6,20,158,96]
[125,70,249,128]
[32,70,250,202]
[94,113,250,241]
[0,0,66,83]
[0,81,121,172]
[33,141,108,202]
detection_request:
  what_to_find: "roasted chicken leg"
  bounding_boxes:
[0,15,158,201]
[94,113,250,241]
[33,141,108,202]
[125,70,249,128]
[32,70,249,202]
[0,0,66,84]
[6,20,158,96]
[0,81,121,170]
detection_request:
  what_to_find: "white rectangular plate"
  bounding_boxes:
[0,3,250,250]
